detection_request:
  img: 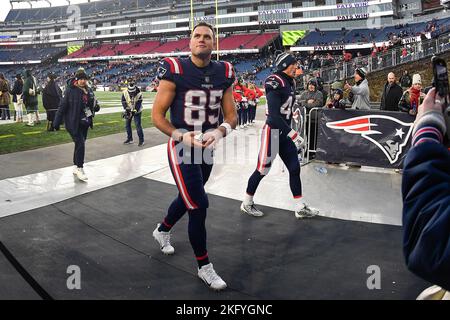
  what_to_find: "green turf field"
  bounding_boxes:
[0,109,153,155]
[1,90,265,154]
[32,90,157,112]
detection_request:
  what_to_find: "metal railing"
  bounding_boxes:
[315,32,450,84]
[291,105,308,165]
[304,107,322,164]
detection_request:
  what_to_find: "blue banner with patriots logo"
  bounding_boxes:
[316,109,415,168]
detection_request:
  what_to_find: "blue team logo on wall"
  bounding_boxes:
[326,115,414,164]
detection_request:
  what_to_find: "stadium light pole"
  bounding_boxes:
[190,0,194,32]
[215,0,219,60]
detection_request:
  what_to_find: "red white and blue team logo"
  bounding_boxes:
[326,115,414,164]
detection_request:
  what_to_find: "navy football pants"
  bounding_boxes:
[246,124,302,198]
[160,138,213,267]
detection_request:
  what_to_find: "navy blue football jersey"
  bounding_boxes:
[264,72,296,136]
[157,57,235,132]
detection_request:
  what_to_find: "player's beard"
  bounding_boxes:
[193,48,212,61]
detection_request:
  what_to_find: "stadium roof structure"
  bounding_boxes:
[9,0,106,9]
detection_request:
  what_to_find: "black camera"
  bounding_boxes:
[431,56,450,145]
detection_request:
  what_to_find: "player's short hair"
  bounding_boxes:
[192,22,215,37]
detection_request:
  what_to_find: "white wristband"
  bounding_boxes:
[219,122,232,136]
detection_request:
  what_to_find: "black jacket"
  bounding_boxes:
[380,82,403,111]
[10,79,23,103]
[42,80,62,112]
[54,78,99,135]
[399,74,412,88]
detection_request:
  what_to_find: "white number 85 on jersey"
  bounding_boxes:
[184,89,223,126]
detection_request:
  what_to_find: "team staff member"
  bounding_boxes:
[54,68,100,182]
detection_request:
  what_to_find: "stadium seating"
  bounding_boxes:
[296,16,450,46]
[244,33,278,49]
[218,34,256,50]
[0,47,65,62]
[343,29,379,44]
[153,39,190,54]
[299,30,346,46]
[123,41,161,55]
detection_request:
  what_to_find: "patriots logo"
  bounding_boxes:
[326,115,414,164]
[266,80,279,89]
[157,65,167,78]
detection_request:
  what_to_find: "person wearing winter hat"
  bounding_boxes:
[326,88,346,109]
[241,52,319,219]
[299,78,323,110]
[11,74,24,122]
[122,77,144,146]
[22,69,39,126]
[53,67,100,182]
[344,67,370,110]
[399,73,426,117]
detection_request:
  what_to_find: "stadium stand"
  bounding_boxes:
[244,32,278,49]
[0,47,65,62]
[296,17,450,47]
[153,38,190,54]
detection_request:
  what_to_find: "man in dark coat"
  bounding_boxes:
[399,70,412,89]
[380,72,403,111]
[22,69,39,126]
[54,68,100,182]
[11,74,24,122]
[42,73,62,131]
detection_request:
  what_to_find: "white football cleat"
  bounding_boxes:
[198,263,227,291]
[240,202,264,217]
[153,224,175,255]
[295,203,319,219]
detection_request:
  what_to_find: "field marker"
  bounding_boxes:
[23,131,42,136]
[0,134,15,139]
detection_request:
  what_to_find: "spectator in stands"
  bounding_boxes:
[22,69,39,126]
[42,73,62,131]
[53,68,100,182]
[10,74,24,123]
[299,78,323,110]
[122,77,144,146]
[0,73,11,121]
[399,70,412,89]
[399,74,425,117]
[402,87,450,298]
[344,67,370,110]
[309,55,321,71]
[313,70,327,106]
[325,88,345,110]
[380,72,403,112]
[300,79,323,156]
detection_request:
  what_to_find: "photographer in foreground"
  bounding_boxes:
[402,86,450,298]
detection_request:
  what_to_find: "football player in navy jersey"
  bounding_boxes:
[240,52,319,219]
[151,22,237,291]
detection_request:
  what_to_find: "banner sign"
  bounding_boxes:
[316,109,415,168]
[336,1,369,9]
[282,30,306,46]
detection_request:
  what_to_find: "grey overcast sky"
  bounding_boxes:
[0,0,105,22]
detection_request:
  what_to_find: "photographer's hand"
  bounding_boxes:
[413,87,447,140]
